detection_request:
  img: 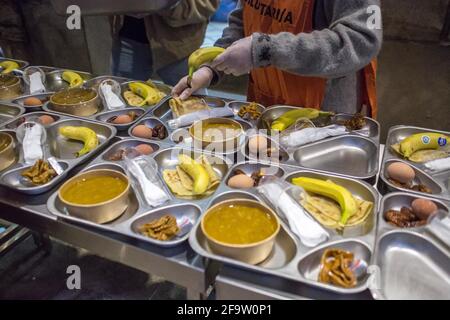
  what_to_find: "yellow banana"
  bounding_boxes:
[0,60,20,74]
[178,154,210,194]
[59,126,98,157]
[271,108,334,131]
[128,82,164,107]
[292,177,357,226]
[62,70,83,88]
[400,132,449,159]
[188,46,225,78]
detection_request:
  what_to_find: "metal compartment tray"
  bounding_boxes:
[240,105,381,182]
[189,162,380,294]
[379,125,450,201]
[0,111,116,194]
[46,140,233,248]
[42,79,171,123]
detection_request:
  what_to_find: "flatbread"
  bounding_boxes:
[391,143,449,162]
[176,166,193,191]
[169,97,210,118]
[301,194,373,229]
[408,150,449,163]
[162,170,193,197]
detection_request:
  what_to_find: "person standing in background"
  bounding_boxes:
[173,0,382,117]
[111,0,220,85]
[0,0,30,61]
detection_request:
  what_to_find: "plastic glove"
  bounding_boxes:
[211,36,253,76]
[171,66,214,100]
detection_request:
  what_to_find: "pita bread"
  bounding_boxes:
[391,143,448,162]
[301,194,373,229]
[169,97,210,118]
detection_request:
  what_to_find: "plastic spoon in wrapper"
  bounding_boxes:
[99,79,126,110]
[16,121,46,165]
[256,177,329,247]
[16,120,64,174]
[22,66,46,94]
[123,150,170,207]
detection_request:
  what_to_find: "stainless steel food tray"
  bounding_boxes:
[50,0,179,16]
[189,163,380,294]
[42,79,171,120]
[239,105,381,182]
[0,111,116,194]
[257,105,380,142]
[46,141,233,248]
[0,103,25,127]
[378,125,450,201]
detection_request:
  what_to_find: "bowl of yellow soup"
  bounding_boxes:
[50,87,99,117]
[189,118,243,152]
[58,169,130,224]
[201,199,280,265]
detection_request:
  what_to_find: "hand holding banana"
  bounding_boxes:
[173,37,254,100]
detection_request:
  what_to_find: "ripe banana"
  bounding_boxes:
[178,154,210,194]
[271,108,333,131]
[292,177,357,226]
[188,46,225,78]
[59,126,98,157]
[62,71,83,88]
[400,132,449,159]
[128,82,164,107]
[0,60,20,74]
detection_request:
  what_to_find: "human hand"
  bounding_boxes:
[211,36,253,76]
[171,67,214,100]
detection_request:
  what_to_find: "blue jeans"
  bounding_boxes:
[111,36,188,86]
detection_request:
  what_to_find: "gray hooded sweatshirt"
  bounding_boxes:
[214,0,383,114]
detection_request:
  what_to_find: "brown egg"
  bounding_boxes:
[248,135,268,154]
[387,162,415,184]
[411,198,438,220]
[227,174,255,189]
[112,114,133,124]
[23,97,43,106]
[131,125,153,139]
[38,115,55,125]
[134,143,154,155]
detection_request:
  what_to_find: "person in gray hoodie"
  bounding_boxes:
[173,0,383,117]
